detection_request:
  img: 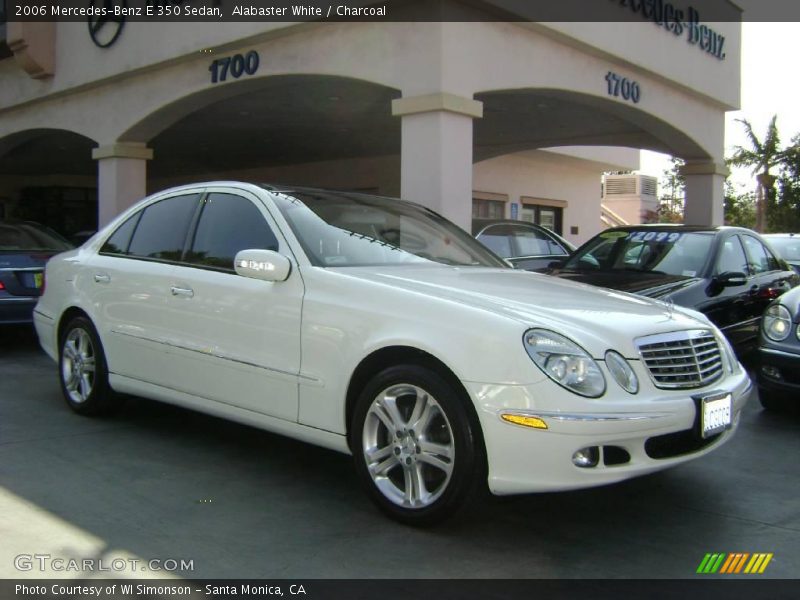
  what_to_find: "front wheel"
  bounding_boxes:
[350,365,485,526]
[59,316,119,415]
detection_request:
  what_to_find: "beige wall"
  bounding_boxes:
[473,150,605,246]
[1,21,739,163]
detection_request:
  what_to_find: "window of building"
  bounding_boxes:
[520,198,567,235]
[185,193,279,272]
[472,198,505,220]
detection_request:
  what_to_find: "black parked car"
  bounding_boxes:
[547,225,799,356]
[0,221,73,324]
[757,285,800,411]
[472,219,574,271]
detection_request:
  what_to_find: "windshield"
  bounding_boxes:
[0,222,73,252]
[562,230,714,277]
[767,237,800,261]
[270,189,508,268]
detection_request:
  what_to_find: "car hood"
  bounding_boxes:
[334,265,712,357]
[550,269,699,299]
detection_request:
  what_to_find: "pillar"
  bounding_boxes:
[680,161,729,226]
[92,143,153,227]
[392,93,482,231]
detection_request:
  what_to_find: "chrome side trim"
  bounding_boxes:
[0,267,44,272]
[110,329,319,383]
[0,297,37,302]
[498,409,671,423]
[759,347,800,359]
[719,316,759,332]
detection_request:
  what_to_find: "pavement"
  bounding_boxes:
[1,324,798,579]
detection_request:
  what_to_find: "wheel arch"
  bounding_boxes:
[56,306,94,347]
[344,345,486,457]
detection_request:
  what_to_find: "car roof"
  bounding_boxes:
[597,224,757,235]
[471,218,555,234]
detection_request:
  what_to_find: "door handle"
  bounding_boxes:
[170,285,194,298]
[93,273,111,284]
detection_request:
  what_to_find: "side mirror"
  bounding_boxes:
[234,249,291,282]
[715,271,747,287]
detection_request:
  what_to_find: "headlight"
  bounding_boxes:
[764,304,792,342]
[604,350,639,394]
[524,329,606,398]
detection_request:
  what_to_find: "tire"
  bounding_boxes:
[350,364,485,526]
[758,387,792,412]
[59,316,119,416]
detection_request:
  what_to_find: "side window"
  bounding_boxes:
[100,212,141,255]
[741,234,779,274]
[512,225,562,256]
[715,236,749,275]
[127,194,201,262]
[476,225,513,258]
[186,193,279,271]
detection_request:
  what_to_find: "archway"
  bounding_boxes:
[0,129,98,239]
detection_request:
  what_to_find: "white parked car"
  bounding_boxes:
[34,183,752,525]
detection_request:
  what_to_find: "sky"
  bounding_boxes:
[638,22,800,194]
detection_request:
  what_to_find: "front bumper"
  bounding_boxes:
[466,367,752,495]
[757,347,800,396]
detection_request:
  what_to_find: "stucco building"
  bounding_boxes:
[0,2,741,244]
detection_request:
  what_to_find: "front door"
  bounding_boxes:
[163,189,303,422]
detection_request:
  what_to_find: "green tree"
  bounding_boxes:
[728,115,789,232]
[723,180,755,228]
[657,156,685,223]
[770,133,800,232]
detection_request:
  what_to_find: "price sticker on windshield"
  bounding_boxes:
[627,231,682,243]
[599,231,629,239]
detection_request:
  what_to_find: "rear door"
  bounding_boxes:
[86,192,201,387]
[740,233,797,339]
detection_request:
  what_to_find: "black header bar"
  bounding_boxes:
[4,0,798,23]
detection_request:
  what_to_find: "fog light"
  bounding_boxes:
[572,446,599,468]
[761,365,782,380]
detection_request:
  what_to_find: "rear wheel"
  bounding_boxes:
[351,365,485,526]
[59,317,119,415]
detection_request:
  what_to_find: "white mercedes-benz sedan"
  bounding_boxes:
[34,182,752,525]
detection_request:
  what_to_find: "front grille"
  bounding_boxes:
[636,329,723,390]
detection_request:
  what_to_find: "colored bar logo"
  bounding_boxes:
[696,553,773,574]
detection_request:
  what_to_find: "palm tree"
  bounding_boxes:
[728,115,786,232]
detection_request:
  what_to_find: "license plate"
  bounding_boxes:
[700,393,732,438]
[33,272,44,289]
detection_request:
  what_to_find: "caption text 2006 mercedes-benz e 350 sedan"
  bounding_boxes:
[34,183,752,525]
